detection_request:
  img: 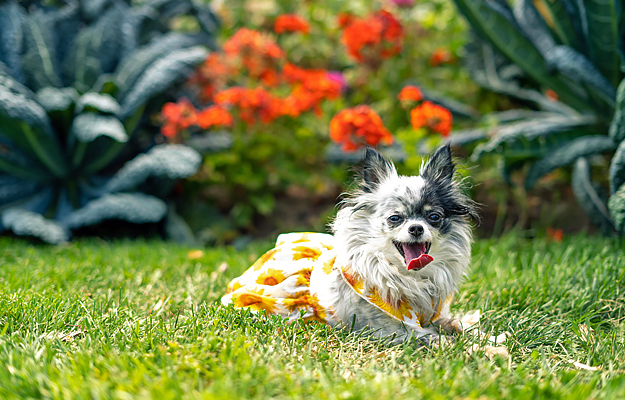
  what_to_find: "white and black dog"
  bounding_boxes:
[224,144,504,348]
[328,144,479,345]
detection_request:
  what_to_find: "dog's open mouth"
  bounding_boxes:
[393,241,433,271]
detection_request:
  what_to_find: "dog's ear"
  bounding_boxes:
[360,147,397,192]
[421,144,455,183]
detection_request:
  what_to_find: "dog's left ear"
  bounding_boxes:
[421,144,455,182]
[360,147,397,192]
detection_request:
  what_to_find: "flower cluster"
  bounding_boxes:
[329,105,393,151]
[340,10,403,66]
[160,99,232,138]
[274,14,310,34]
[410,101,452,137]
[223,28,284,86]
[282,64,342,115]
[215,87,284,124]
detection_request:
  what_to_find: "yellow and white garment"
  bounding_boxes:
[221,232,450,329]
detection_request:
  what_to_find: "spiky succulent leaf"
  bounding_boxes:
[0,175,39,207]
[571,157,615,234]
[1,208,69,244]
[79,0,114,23]
[35,87,78,113]
[21,9,62,91]
[608,184,625,235]
[63,193,167,229]
[0,2,26,84]
[0,86,66,177]
[70,113,128,169]
[513,0,556,56]
[0,138,50,181]
[447,128,487,147]
[118,46,208,121]
[75,92,120,115]
[63,4,127,92]
[546,45,616,107]
[105,144,201,193]
[462,39,578,114]
[472,115,597,160]
[609,78,625,142]
[452,0,589,112]
[533,0,582,50]
[610,139,625,194]
[525,135,617,189]
[578,0,620,86]
[115,33,209,101]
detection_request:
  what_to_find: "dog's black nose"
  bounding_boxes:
[408,224,424,237]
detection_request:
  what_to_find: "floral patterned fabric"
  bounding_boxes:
[222,232,451,328]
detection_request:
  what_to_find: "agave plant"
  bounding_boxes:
[450,0,625,235]
[0,0,219,243]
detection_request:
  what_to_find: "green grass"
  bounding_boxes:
[1,234,624,399]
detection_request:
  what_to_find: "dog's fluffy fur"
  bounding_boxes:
[326,145,478,345]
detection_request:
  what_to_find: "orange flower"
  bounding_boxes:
[329,105,393,151]
[545,89,559,102]
[159,99,197,138]
[341,10,403,66]
[398,85,423,102]
[274,14,310,34]
[196,105,232,129]
[410,101,452,137]
[215,87,285,124]
[429,48,454,67]
[282,63,341,116]
[223,28,284,86]
[546,227,563,242]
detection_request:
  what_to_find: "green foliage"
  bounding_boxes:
[451,0,625,235]
[0,0,218,243]
[1,235,625,398]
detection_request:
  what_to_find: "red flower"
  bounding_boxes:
[341,10,403,66]
[196,105,233,129]
[329,105,393,151]
[410,101,452,137]
[223,28,284,86]
[429,48,454,67]
[274,14,310,34]
[159,99,197,138]
[398,85,423,102]
[215,87,285,124]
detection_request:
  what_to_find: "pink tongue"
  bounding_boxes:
[402,242,434,271]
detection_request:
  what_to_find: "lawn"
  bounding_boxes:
[1,234,624,399]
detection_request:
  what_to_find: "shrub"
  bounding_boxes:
[0,0,218,243]
[450,0,625,235]
[159,1,471,238]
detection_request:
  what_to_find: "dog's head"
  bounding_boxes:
[332,145,477,290]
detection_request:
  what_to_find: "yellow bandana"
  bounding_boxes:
[338,266,445,329]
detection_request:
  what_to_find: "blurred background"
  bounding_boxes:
[1,0,624,246]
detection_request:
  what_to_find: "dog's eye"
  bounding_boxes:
[388,215,403,223]
[427,213,442,223]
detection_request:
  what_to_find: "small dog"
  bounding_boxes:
[223,145,481,346]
